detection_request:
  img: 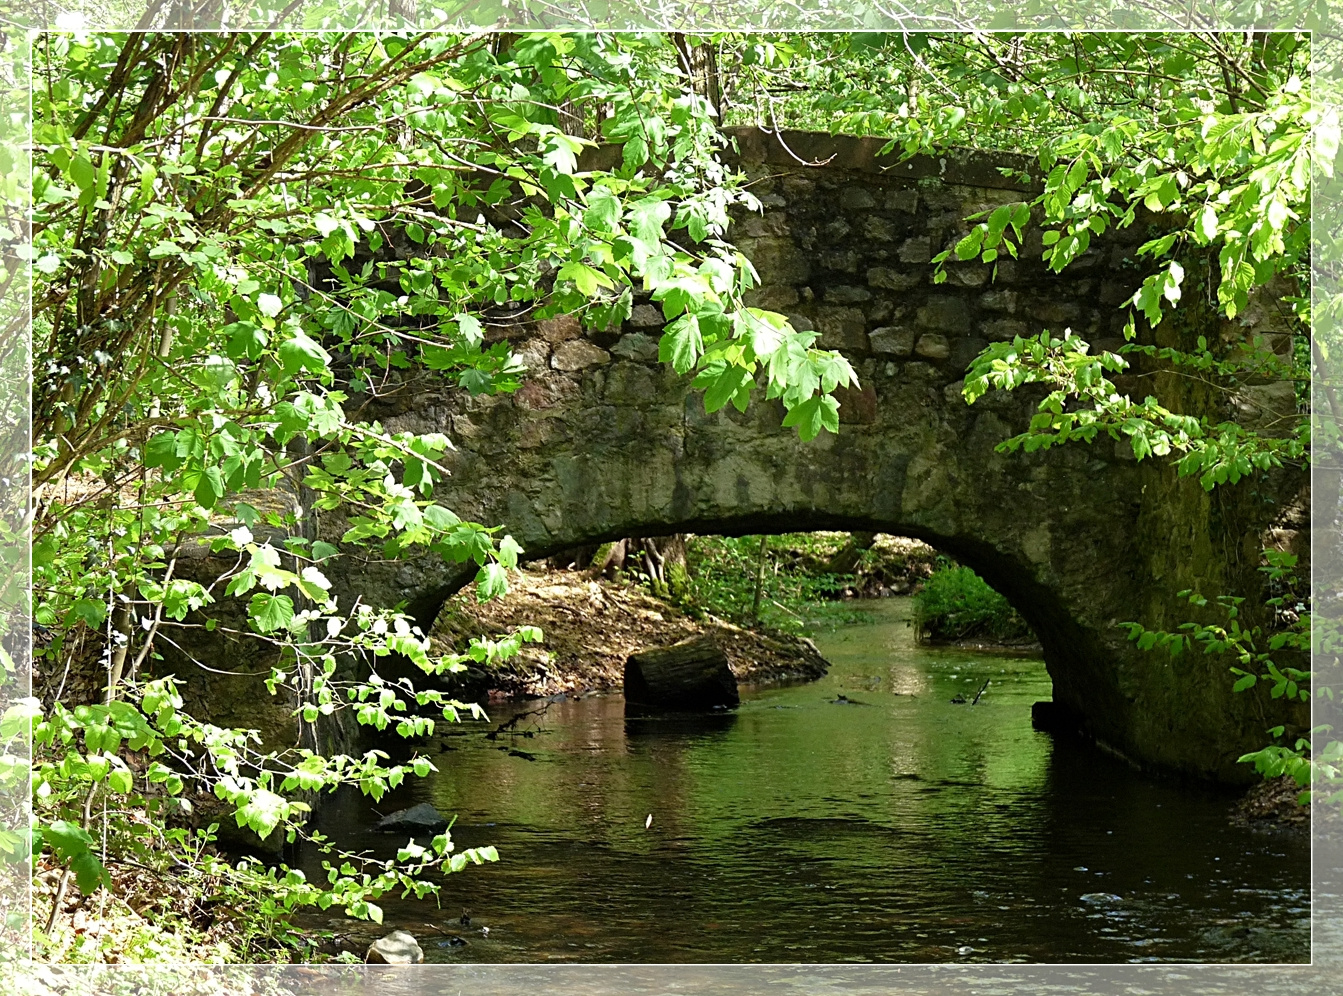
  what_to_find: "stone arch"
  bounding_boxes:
[330,129,1308,784]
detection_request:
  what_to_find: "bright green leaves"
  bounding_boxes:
[781,394,841,442]
[583,184,623,233]
[963,331,1303,489]
[277,329,331,379]
[659,313,703,374]
[44,820,110,895]
[932,200,1030,279]
[249,593,296,634]
[628,196,672,245]
[1127,260,1184,331]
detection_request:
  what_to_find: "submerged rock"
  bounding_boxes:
[366,930,424,964]
[374,802,449,834]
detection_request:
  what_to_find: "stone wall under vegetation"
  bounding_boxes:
[192,129,1308,784]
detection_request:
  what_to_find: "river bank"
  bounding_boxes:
[430,566,831,699]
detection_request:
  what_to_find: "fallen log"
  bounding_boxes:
[624,637,739,712]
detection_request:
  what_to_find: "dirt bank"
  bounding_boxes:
[431,567,830,698]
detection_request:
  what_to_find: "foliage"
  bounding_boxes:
[678,533,871,633]
[718,29,1334,799]
[26,28,859,959]
[912,562,1032,645]
[1120,551,1334,807]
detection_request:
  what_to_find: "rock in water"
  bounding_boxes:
[366,930,424,964]
[374,802,448,834]
[624,637,739,712]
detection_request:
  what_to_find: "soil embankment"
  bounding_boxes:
[432,567,830,698]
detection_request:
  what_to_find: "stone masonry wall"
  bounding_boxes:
[312,130,1309,783]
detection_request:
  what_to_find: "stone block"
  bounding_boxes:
[537,314,581,343]
[898,236,932,264]
[514,339,551,374]
[836,382,879,424]
[744,284,801,309]
[916,296,971,333]
[1033,300,1081,326]
[552,339,610,371]
[826,285,873,304]
[781,174,816,199]
[863,216,900,241]
[867,267,921,291]
[869,326,916,356]
[944,265,988,287]
[915,334,951,360]
[866,298,894,323]
[605,361,659,404]
[885,188,919,213]
[817,306,868,351]
[824,218,853,240]
[742,212,789,238]
[819,249,861,273]
[742,236,811,284]
[630,304,664,327]
[980,289,1019,313]
[611,333,660,363]
[983,319,1028,341]
[840,187,877,210]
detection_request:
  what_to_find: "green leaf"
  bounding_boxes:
[628,197,672,245]
[70,851,111,894]
[584,185,622,233]
[249,593,295,634]
[475,562,509,602]
[236,788,287,839]
[194,466,225,510]
[277,330,331,378]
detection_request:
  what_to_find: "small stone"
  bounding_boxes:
[916,296,970,333]
[868,327,915,357]
[863,216,899,241]
[898,236,932,264]
[551,339,611,371]
[884,188,919,213]
[367,930,424,964]
[611,333,660,363]
[867,267,921,291]
[536,315,581,343]
[839,187,877,210]
[980,289,1019,313]
[375,802,449,834]
[915,334,951,360]
[825,285,872,304]
[983,319,1027,342]
[629,304,663,328]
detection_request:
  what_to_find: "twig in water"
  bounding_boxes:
[971,679,990,706]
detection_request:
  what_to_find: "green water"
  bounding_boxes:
[307,598,1310,963]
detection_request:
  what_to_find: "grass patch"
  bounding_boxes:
[912,561,1034,644]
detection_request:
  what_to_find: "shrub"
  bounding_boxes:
[912,563,1033,643]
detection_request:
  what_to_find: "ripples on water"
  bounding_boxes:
[305,599,1310,963]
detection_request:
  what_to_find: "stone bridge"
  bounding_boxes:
[334,130,1308,784]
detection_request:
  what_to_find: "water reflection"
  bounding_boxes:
[304,599,1309,963]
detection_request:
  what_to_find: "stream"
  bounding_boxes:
[304,598,1310,963]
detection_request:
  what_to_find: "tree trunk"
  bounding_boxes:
[824,531,876,576]
[625,637,738,711]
